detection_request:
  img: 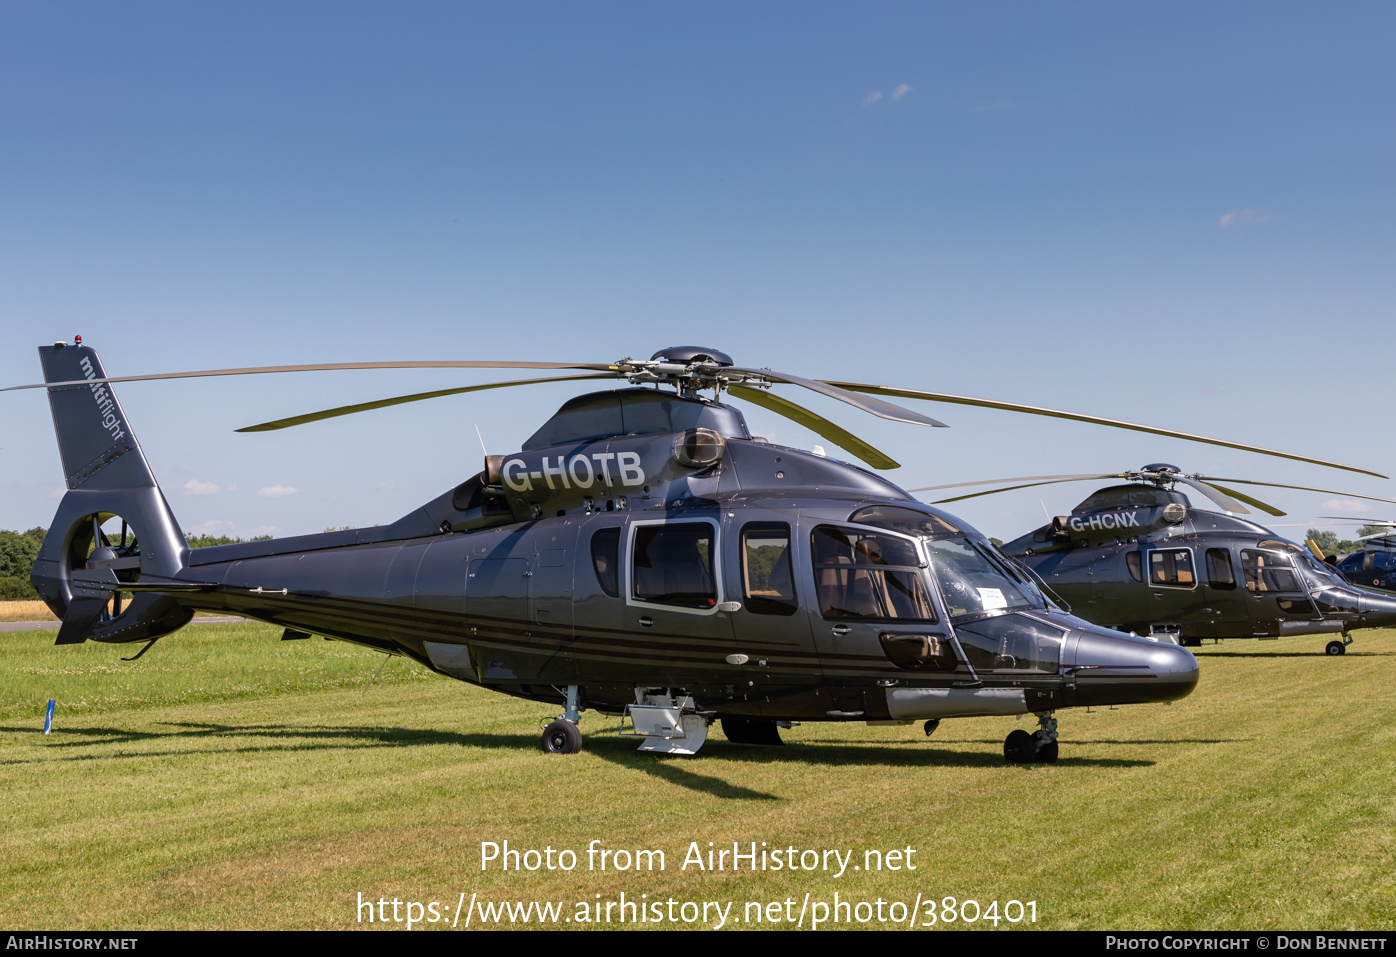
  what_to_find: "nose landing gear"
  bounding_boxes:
[1004,712,1059,764]
[1325,632,1353,657]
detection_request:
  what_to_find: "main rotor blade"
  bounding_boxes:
[1195,477,1396,508]
[1175,477,1260,515]
[726,385,900,470]
[910,473,1124,493]
[7,359,621,392]
[726,369,947,429]
[1318,516,1396,525]
[930,478,1109,505]
[821,381,1387,479]
[1193,481,1286,517]
[236,374,617,432]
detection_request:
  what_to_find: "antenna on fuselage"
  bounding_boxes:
[474,423,488,456]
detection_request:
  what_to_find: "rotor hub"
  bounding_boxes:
[649,346,734,367]
[616,347,765,398]
[1131,463,1185,486]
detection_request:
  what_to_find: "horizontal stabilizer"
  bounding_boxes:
[55,597,109,645]
[70,567,216,594]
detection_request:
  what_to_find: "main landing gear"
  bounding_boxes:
[541,685,584,754]
[1004,712,1058,764]
[1326,632,1354,657]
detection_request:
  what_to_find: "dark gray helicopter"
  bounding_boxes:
[914,466,1396,656]
[16,343,1382,762]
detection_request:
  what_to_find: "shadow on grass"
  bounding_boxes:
[1195,650,1396,658]
[583,731,1153,791]
[2,720,1155,785]
[586,741,783,801]
[0,721,524,762]
[810,737,1245,746]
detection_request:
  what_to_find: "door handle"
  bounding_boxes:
[639,616,654,628]
[832,625,851,636]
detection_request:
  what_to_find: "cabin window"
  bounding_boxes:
[1241,549,1301,593]
[631,522,717,608]
[811,525,936,621]
[741,522,798,616]
[1126,551,1143,583]
[590,527,621,598]
[1206,548,1236,589]
[1149,548,1195,588]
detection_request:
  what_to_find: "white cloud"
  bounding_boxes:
[190,519,236,534]
[1218,207,1278,228]
[49,487,66,498]
[374,482,396,492]
[1320,498,1373,514]
[257,484,298,498]
[183,479,221,496]
[864,85,911,107]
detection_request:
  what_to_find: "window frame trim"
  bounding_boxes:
[1205,546,1237,590]
[624,517,725,616]
[1239,546,1310,597]
[1146,545,1199,590]
[588,525,623,599]
[809,522,939,624]
[739,520,799,616]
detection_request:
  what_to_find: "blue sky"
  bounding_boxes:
[3,2,1393,541]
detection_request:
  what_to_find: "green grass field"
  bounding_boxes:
[2,623,1393,931]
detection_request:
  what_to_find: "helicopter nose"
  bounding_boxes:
[1068,628,1199,708]
[1357,588,1396,625]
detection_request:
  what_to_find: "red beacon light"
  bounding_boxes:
[74,335,82,344]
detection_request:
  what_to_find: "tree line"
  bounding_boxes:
[1306,527,1391,558]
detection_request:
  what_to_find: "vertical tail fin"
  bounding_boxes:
[39,343,158,491]
[33,342,193,644]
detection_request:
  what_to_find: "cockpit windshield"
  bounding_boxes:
[1294,550,1349,590]
[924,538,1040,619]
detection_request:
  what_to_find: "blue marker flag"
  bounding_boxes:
[44,699,55,735]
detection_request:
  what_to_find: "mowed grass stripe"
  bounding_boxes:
[1,624,1393,929]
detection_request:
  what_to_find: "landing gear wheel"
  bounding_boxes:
[923,719,940,737]
[1325,640,1347,656]
[1032,731,1059,763]
[541,719,583,754]
[1004,729,1035,763]
[1181,637,1202,648]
